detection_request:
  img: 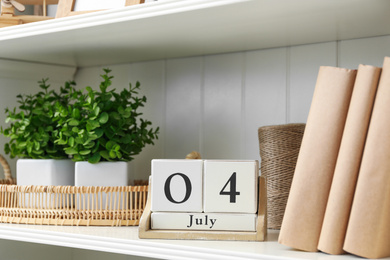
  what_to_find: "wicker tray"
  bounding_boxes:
[0,155,148,226]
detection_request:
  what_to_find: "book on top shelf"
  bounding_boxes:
[279,66,356,252]
[318,64,381,255]
[343,57,390,259]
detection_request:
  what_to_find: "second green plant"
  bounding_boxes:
[55,69,159,164]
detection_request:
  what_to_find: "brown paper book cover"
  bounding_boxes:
[343,57,390,259]
[278,66,356,252]
[318,65,381,255]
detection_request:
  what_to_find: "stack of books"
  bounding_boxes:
[278,57,389,259]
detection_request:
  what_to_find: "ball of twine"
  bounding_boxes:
[258,123,305,229]
[185,151,202,159]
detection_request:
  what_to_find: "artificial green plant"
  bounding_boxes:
[1,79,76,159]
[54,69,159,164]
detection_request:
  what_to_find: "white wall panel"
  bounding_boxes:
[244,48,287,161]
[0,59,75,82]
[74,66,106,90]
[128,61,165,180]
[203,53,243,159]
[165,57,202,159]
[338,35,390,68]
[289,42,337,123]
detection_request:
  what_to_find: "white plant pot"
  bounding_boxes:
[75,161,131,210]
[16,159,75,208]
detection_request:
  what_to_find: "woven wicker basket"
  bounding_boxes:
[258,124,305,229]
[0,155,148,226]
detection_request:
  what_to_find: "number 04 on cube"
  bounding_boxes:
[149,159,259,232]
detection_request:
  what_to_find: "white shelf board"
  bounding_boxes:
[0,223,387,260]
[0,0,389,67]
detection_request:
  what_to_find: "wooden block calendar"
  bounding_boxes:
[139,159,267,241]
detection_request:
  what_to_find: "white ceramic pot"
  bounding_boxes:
[17,159,75,186]
[16,159,75,208]
[75,161,131,210]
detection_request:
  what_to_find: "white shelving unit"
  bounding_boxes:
[0,0,389,259]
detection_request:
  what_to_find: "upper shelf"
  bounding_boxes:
[0,0,389,68]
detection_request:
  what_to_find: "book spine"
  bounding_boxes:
[343,57,390,259]
[278,66,356,252]
[318,65,381,255]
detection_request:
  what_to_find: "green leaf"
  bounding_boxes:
[75,137,83,144]
[110,112,121,121]
[120,135,132,144]
[56,138,67,145]
[34,141,40,150]
[69,137,75,147]
[123,107,132,118]
[18,141,27,147]
[79,150,91,155]
[94,128,104,138]
[86,120,100,131]
[32,150,43,155]
[109,150,117,158]
[118,106,124,114]
[93,106,100,117]
[88,153,101,164]
[72,108,81,119]
[98,112,109,124]
[68,119,79,126]
[99,150,110,160]
[73,154,82,161]
[84,141,95,149]
[32,108,43,115]
[106,140,117,150]
[65,147,78,155]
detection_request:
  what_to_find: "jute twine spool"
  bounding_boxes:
[258,123,305,229]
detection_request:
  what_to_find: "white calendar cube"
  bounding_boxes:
[203,160,258,213]
[151,159,203,212]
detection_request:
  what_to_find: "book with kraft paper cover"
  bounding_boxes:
[343,57,390,259]
[318,64,381,255]
[278,66,357,252]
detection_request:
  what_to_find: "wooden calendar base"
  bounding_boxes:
[138,176,267,241]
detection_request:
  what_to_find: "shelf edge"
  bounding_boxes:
[0,224,285,260]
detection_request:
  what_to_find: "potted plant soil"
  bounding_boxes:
[54,69,159,208]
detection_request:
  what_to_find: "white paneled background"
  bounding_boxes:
[0,35,389,259]
[1,35,390,182]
